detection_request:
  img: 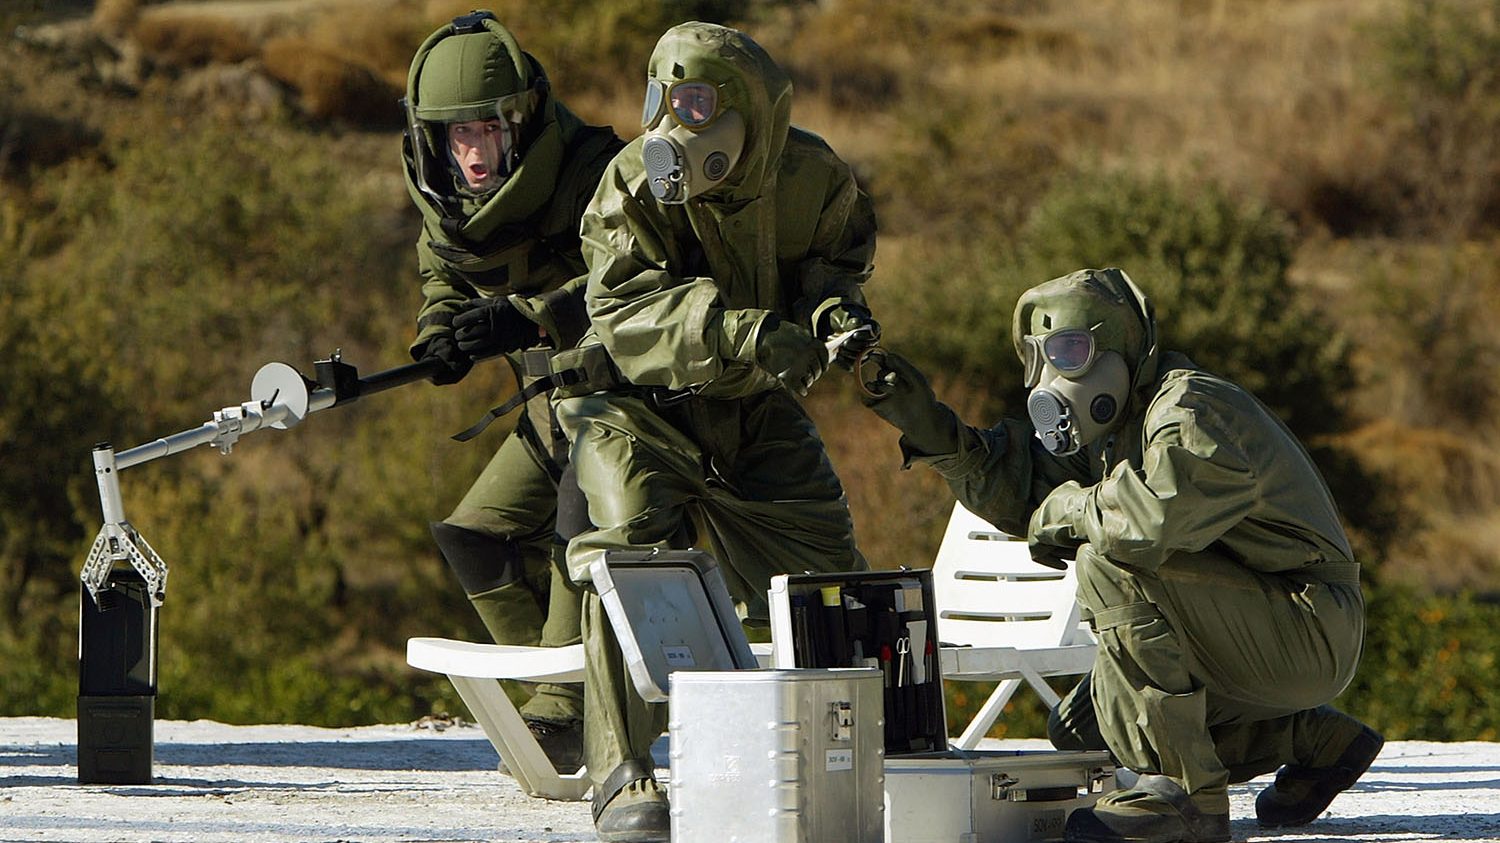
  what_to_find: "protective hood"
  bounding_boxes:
[1012,267,1160,400]
[402,13,582,246]
[643,22,791,205]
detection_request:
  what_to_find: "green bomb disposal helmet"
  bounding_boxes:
[404,11,544,202]
[1012,268,1160,456]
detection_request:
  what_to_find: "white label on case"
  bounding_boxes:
[1029,809,1065,839]
[826,749,853,771]
[662,645,695,668]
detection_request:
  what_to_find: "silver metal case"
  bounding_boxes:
[590,549,759,702]
[670,668,886,843]
[883,749,1116,842]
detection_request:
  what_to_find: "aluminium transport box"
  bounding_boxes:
[669,668,886,843]
[884,748,1115,843]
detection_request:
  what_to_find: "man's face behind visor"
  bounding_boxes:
[447,118,512,191]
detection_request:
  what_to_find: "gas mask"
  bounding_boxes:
[639,79,745,204]
[1022,324,1131,456]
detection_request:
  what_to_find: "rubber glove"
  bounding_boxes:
[754,314,828,396]
[452,296,538,359]
[861,352,962,456]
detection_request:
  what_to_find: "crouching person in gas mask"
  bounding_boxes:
[862,267,1382,843]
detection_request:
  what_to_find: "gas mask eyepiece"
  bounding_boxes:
[640,78,745,204]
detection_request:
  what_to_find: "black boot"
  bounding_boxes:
[496,717,584,777]
[1256,725,1385,827]
[592,759,669,843]
[1066,775,1229,843]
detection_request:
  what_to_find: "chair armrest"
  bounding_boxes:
[939,643,1096,682]
[406,638,587,683]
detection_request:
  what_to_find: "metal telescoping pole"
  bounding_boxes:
[76,354,432,784]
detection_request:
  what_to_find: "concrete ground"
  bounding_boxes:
[1,717,1497,842]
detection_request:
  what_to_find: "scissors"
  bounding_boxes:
[896,636,910,687]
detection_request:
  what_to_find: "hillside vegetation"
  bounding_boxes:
[3,0,1498,740]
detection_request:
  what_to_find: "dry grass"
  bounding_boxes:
[1343,419,1500,589]
[808,377,999,571]
[92,0,145,32]
[130,13,259,66]
[261,36,402,125]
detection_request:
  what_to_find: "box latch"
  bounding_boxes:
[991,772,1087,803]
[1088,766,1114,793]
[830,701,854,742]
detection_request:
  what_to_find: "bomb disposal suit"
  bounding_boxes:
[865,268,1381,843]
[552,22,879,841]
[402,11,623,750]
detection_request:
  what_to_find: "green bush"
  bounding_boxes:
[0,111,497,725]
[1336,583,1500,741]
[879,169,1355,438]
[1368,0,1500,234]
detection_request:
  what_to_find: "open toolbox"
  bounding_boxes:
[769,569,947,754]
[769,568,1115,841]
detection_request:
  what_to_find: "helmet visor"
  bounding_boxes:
[1022,325,1100,387]
[642,79,723,130]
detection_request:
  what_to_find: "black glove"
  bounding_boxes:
[452,296,537,359]
[754,314,828,396]
[1028,543,1071,571]
[418,335,473,385]
[861,352,962,456]
[821,303,882,371]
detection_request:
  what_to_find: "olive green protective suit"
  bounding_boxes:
[887,269,1366,814]
[553,22,876,788]
[403,16,623,726]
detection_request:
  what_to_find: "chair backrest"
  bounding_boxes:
[930,502,1091,651]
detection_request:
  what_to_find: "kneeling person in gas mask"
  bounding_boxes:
[863,268,1381,843]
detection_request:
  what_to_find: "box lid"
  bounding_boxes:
[590,549,758,703]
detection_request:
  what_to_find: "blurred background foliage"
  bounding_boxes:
[3,0,1498,741]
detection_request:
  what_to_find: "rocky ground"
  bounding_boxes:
[2,717,1498,842]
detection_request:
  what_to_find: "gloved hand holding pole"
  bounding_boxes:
[452,296,540,360]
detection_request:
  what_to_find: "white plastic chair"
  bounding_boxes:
[932,502,1097,750]
[406,637,776,801]
[406,639,592,801]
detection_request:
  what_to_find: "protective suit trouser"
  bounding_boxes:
[442,416,584,725]
[1053,544,1363,797]
[557,390,865,786]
